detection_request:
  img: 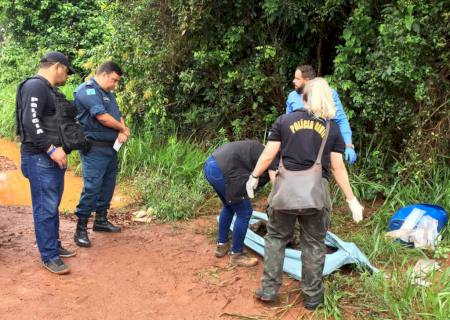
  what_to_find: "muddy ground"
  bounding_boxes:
[0,204,317,320]
[0,141,315,319]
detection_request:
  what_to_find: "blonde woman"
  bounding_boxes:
[247,77,363,310]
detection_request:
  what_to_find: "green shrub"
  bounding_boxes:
[119,132,213,220]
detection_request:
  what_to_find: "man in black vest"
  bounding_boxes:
[16,52,76,274]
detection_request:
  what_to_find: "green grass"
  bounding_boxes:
[0,84,17,139]
[118,131,214,220]
[318,150,450,319]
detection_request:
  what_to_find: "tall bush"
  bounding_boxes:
[333,0,449,165]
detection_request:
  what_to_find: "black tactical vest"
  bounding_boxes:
[16,77,91,153]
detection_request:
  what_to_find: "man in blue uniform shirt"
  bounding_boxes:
[285,65,357,164]
[73,61,130,247]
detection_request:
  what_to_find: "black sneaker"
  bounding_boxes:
[255,287,277,302]
[304,294,324,310]
[59,245,76,258]
[43,258,70,275]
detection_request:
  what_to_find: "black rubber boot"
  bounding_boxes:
[74,217,91,247]
[93,210,121,233]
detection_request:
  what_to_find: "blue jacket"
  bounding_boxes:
[285,89,352,144]
[75,78,122,142]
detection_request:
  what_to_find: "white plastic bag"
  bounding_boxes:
[386,208,440,250]
[411,216,439,250]
[386,208,425,242]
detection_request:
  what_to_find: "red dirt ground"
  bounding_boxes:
[0,205,316,320]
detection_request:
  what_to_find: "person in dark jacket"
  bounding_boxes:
[16,52,76,275]
[203,140,278,267]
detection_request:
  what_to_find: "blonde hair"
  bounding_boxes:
[302,77,336,119]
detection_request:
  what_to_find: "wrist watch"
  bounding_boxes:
[346,143,355,149]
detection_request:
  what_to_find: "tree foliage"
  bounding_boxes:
[0,0,448,177]
[333,0,449,169]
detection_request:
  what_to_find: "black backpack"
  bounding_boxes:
[16,76,91,153]
[51,88,91,153]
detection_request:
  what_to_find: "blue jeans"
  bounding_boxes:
[203,156,253,254]
[21,152,66,263]
[76,146,118,218]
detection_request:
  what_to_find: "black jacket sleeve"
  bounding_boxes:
[20,80,53,151]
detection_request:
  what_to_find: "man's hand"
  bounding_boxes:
[49,147,67,169]
[345,146,357,164]
[246,174,259,199]
[346,197,364,223]
[121,126,131,137]
[118,132,128,144]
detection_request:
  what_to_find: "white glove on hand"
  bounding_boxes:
[347,197,364,223]
[245,174,259,199]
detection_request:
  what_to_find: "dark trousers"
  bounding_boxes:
[76,146,117,218]
[262,207,330,298]
[21,152,66,263]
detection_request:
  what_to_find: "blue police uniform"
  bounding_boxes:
[285,89,357,163]
[74,78,121,219]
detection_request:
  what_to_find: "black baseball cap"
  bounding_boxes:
[40,51,76,74]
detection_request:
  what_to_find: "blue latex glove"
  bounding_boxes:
[345,147,357,164]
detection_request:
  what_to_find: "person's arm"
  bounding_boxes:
[332,90,357,164]
[286,92,293,114]
[96,113,128,133]
[20,81,52,151]
[330,152,354,200]
[245,141,280,198]
[330,151,363,222]
[268,169,277,184]
[252,141,281,177]
[116,117,130,143]
[332,90,352,144]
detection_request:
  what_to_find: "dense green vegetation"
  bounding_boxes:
[0,1,448,318]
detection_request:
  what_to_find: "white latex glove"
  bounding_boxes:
[347,197,364,223]
[245,174,259,199]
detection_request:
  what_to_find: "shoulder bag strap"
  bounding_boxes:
[315,121,330,165]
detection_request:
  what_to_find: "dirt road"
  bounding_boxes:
[0,140,322,319]
[0,204,315,320]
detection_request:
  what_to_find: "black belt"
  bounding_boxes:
[87,139,114,147]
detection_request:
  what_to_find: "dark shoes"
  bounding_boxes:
[255,287,323,310]
[255,287,277,302]
[74,211,121,247]
[93,211,121,233]
[59,245,76,258]
[304,293,324,310]
[74,217,91,247]
[43,258,70,275]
